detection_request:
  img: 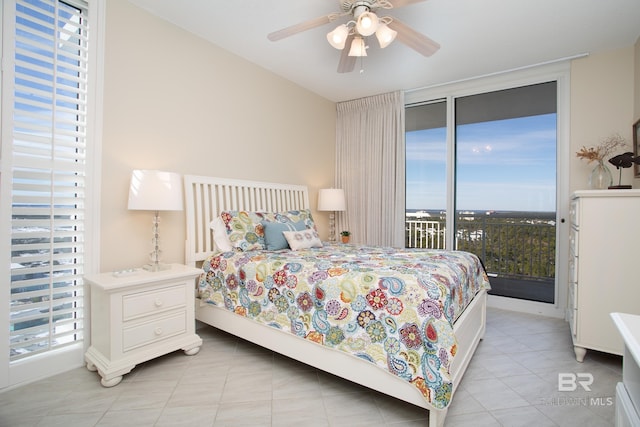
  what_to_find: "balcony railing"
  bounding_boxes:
[405,212,556,282]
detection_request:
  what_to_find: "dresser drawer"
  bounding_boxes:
[569,200,579,228]
[568,281,577,337]
[569,227,579,258]
[122,284,186,321]
[568,280,577,310]
[569,254,578,286]
[123,312,186,352]
[568,307,577,338]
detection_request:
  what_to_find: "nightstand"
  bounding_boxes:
[84,264,203,387]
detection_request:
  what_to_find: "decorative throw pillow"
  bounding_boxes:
[220,210,271,251]
[283,228,323,250]
[209,216,233,252]
[262,220,307,250]
[274,209,317,231]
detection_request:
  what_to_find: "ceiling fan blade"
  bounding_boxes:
[387,18,440,57]
[387,0,428,8]
[337,34,356,73]
[268,14,340,41]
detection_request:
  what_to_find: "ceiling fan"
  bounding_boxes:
[267,0,440,73]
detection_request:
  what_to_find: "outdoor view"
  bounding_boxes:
[8,0,87,360]
[405,85,557,303]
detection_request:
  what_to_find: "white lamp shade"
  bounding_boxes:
[348,36,367,57]
[128,170,183,211]
[327,24,349,50]
[356,11,379,37]
[317,188,346,211]
[375,23,397,48]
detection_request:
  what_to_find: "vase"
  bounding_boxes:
[588,160,613,190]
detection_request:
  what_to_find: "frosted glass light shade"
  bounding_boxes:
[128,170,183,211]
[317,188,346,211]
[356,12,379,36]
[348,36,367,57]
[375,23,397,48]
[327,24,349,50]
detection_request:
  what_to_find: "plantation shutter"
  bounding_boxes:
[9,0,88,361]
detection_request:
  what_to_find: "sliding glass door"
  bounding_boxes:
[405,82,558,303]
[405,100,447,249]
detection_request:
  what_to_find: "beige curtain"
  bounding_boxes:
[335,91,405,247]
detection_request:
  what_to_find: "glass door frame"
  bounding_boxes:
[405,62,571,318]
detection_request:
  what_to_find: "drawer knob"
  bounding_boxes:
[154,327,163,336]
[154,299,163,307]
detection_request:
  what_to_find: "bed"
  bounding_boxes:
[184,174,490,427]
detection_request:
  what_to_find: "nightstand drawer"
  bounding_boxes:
[123,312,186,351]
[123,284,186,321]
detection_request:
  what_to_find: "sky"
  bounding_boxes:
[406,113,557,212]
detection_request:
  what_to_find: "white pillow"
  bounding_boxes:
[209,216,233,252]
[283,229,323,251]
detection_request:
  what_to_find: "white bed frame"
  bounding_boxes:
[184,174,487,427]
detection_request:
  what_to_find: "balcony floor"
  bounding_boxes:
[488,276,555,304]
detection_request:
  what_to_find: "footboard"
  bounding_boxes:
[195,289,487,427]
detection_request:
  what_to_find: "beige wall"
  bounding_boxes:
[101,1,336,271]
[570,47,637,193]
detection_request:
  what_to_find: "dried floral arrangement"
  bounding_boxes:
[576,133,627,163]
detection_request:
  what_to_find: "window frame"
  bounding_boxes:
[0,0,104,389]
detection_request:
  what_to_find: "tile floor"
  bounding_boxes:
[0,307,622,426]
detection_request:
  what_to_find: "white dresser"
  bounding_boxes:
[569,190,640,362]
[611,313,640,427]
[84,264,203,386]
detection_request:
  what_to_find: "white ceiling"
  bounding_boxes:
[127,0,640,103]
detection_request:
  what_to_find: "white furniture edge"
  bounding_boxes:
[611,312,640,367]
[184,174,487,427]
[611,312,640,427]
[616,383,640,427]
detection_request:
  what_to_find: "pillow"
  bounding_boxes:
[262,220,307,250]
[273,209,317,231]
[220,210,271,251]
[219,209,317,251]
[209,216,233,252]
[283,229,323,250]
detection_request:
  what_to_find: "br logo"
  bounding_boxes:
[558,373,594,391]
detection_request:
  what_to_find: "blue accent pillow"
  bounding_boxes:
[262,220,307,250]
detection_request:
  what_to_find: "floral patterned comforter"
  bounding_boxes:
[198,243,491,409]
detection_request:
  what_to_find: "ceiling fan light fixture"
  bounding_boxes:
[356,11,379,36]
[375,23,397,48]
[326,24,350,50]
[348,36,367,57]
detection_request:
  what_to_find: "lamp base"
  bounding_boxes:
[328,212,336,242]
[142,263,172,272]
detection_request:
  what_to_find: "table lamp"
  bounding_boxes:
[317,188,346,242]
[128,170,183,271]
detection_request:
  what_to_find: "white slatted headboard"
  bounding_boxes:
[184,175,310,266]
